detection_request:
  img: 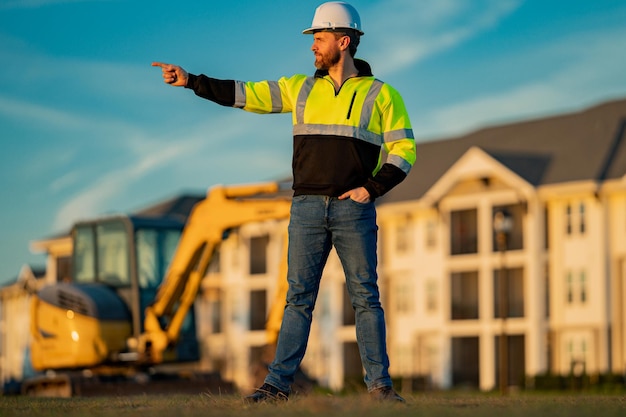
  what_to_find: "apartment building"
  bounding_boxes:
[377,98,626,390]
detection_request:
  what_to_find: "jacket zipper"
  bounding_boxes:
[346,91,357,120]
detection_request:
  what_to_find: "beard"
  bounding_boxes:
[314,48,341,70]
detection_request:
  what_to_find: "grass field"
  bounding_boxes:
[1,392,625,417]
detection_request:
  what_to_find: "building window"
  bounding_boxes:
[426,220,437,249]
[394,280,413,314]
[250,346,265,368]
[579,203,586,234]
[566,270,588,305]
[249,290,267,331]
[206,288,222,334]
[451,337,479,388]
[493,267,524,318]
[566,272,574,304]
[450,209,478,255]
[426,279,438,313]
[207,249,220,274]
[395,221,412,254]
[249,235,269,275]
[567,337,587,376]
[580,271,587,303]
[566,204,572,235]
[451,271,479,320]
[494,334,526,388]
[343,342,363,382]
[343,285,355,325]
[393,345,414,377]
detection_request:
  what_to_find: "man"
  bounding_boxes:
[153,1,415,403]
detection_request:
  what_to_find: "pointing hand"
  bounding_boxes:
[151,62,189,87]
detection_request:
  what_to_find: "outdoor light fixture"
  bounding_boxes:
[493,209,513,394]
[493,210,513,238]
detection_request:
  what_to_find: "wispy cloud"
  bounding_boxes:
[51,133,203,230]
[50,109,290,231]
[49,170,81,193]
[0,36,159,103]
[415,26,626,139]
[365,0,523,75]
[0,94,96,130]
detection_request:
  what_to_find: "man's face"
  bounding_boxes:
[311,31,343,70]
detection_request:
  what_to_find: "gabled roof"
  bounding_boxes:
[380,98,626,204]
[419,146,537,208]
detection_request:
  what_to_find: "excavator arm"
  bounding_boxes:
[136,182,292,363]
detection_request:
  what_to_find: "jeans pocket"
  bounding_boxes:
[348,197,372,207]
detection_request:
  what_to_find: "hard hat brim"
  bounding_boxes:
[302,26,364,35]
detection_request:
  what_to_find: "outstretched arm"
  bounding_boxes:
[151,62,189,87]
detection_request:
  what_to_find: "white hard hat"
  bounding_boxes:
[302,2,364,35]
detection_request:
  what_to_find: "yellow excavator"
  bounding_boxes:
[25,182,292,396]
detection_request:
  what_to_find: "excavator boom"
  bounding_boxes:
[137,182,292,363]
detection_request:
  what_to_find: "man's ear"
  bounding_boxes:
[340,35,351,51]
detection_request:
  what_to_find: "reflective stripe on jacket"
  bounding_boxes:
[186,59,415,199]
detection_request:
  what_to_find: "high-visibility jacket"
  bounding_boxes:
[186,59,415,199]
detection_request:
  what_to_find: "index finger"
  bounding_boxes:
[151,62,169,69]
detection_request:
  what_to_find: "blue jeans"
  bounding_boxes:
[265,195,392,392]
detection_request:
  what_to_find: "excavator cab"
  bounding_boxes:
[30,215,199,371]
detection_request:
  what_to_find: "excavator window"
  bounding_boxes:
[136,228,181,289]
[96,221,130,286]
[74,225,96,283]
[73,220,130,287]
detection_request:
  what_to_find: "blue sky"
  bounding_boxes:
[1,0,625,284]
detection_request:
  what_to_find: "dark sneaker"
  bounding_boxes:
[244,383,289,403]
[370,386,405,403]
